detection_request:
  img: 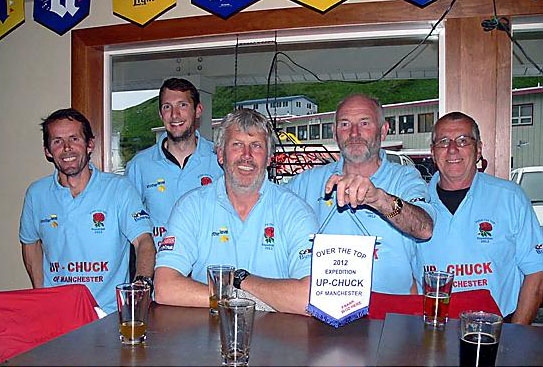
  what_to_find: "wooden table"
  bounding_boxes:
[376,313,543,366]
[4,304,543,366]
[3,303,383,366]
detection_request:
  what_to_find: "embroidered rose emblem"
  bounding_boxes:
[201,176,212,186]
[478,221,492,237]
[93,212,105,227]
[264,226,275,244]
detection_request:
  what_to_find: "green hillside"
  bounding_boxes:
[112,76,543,166]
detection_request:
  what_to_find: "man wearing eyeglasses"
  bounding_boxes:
[415,111,543,325]
[287,94,435,295]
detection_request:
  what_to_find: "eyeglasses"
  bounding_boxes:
[432,135,477,149]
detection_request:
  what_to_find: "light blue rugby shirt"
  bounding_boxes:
[155,175,318,284]
[19,164,152,314]
[286,149,435,294]
[415,171,543,316]
[125,131,223,247]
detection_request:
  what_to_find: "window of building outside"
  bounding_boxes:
[418,112,434,133]
[283,101,288,107]
[307,103,311,109]
[296,101,301,108]
[286,126,296,136]
[253,104,258,110]
[512,103,533,125]
[309,124,320,140]
[298,125,308,141]
[386,116,396,135]
[322,122,333,139]
[399,115,414,134]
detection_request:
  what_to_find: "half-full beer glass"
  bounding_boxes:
[423,270,454,327]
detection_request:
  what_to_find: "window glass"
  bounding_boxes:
[386,116,396,135]
[309,125,320,140]
[417,112,434,133]
[322,123,333,139]
[297,125,308,141]
[399,115,414,134]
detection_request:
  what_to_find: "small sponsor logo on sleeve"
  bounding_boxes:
[158,236,176,252]
[132,210,150,222]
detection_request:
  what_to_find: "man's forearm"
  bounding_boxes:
[241,275,310,315]
[133,233,156,279]
[511,271,543,325]
[21,241,44,288]
[154,267,209,307]
[387,201,433,240]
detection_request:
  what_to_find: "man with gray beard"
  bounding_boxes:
[287,94,435,295]
[154,109,317,315]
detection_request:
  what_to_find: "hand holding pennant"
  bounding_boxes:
[307,234,376,328]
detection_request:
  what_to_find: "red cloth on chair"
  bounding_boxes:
[368,289,502,320]
[0,284,99,362]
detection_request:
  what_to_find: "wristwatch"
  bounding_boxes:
[385,195,403,219]
[233,269,250,290]
[134,275,154,293]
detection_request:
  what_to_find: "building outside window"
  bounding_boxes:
[296,101,302,108]
[386,116,396,135]
[253,104,258,110]
[399,114,414,134]
[298,125,308,140]
[309,124,320,140]
[322,122,333,139]
[417,112,434,133]
[286,126,296,136]
[512,103,533,125]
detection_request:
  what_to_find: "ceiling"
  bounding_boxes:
[109,17,543,93]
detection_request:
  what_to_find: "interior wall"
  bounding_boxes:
[0,0,327,291]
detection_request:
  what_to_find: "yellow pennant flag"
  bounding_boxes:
[113,0,176,27]
[0,0,24,41]
[293,0,346,13]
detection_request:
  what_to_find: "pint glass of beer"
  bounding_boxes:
[116,282,151,345]
[423,270,454,327]
[459,311,503,367]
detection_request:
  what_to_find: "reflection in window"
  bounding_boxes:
[399,114,414,134]
[298,125,308,140]
[418,112,434,133]
[309,124,320,140]
[386,116,396,135]
[512,103,533,125]
[322,122,333,139]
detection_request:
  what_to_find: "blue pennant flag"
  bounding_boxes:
[33,0,90,36]
[192,0,259,20]
[403,0,438,8]
[0,0,7,23]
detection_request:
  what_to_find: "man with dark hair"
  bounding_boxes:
[416,111,543,324]
[287,93,435,295]
[154,108,317,315]
[19,108,156,314]
[125,78,222,249]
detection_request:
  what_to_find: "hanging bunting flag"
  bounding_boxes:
[0,0,24,42]
[403,0,438,8]
[33,0,90,36]
[191,0,259,20]
[291,0,346,13]
[113,0,176,27]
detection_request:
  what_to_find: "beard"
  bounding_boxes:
[167,124,195,143]
[224,158,266,194]
[339,136,381,164]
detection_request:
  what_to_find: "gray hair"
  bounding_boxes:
[214,108,275,159]
[336,94,385,128]
[432,111,481,143]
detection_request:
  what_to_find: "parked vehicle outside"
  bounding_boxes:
[510,166,543,227]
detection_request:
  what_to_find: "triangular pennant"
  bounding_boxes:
[290,0,346,13]
[191,0,259,20]
[0,0,24,42]
[307,234,376,327]
[403,0,438,8]
[33,0,91,36]
[112,0,176,27]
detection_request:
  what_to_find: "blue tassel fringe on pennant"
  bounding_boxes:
[307,304,369,328]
